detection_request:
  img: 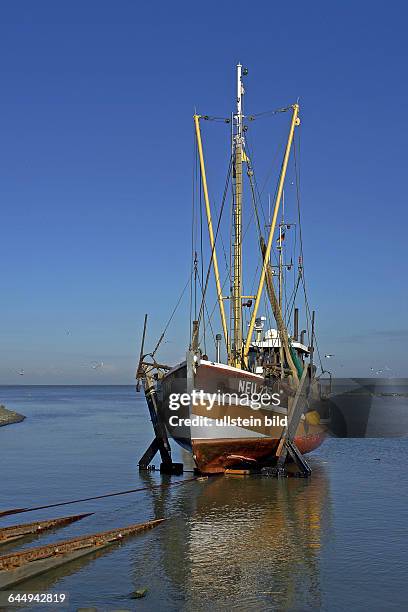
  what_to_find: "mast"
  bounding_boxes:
[231,63,245,367]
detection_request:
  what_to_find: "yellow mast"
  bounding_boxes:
[243,103,300,363]
[231,63,245,368]
[193,114,229,353]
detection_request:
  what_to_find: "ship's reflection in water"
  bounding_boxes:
[2,388,407,610]
[138,461,331,611]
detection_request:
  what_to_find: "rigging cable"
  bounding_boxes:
[198,104,291,124]
[242,135,279,268]
[196,154,232,332]
[196,273,216,348]
[152,271,193,358]
[211,157,233,278]
[200,272,230,348]
[192,118,232,278]
[293,128,324,372]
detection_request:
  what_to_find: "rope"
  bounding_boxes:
[0,477,202,519]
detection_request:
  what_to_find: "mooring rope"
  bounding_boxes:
[0,476,202,519]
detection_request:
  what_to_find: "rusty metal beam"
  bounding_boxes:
[0,518,164,589]
[0,518,164,572]
[0,513,92,546]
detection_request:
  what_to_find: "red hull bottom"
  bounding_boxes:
[192,433,325,474]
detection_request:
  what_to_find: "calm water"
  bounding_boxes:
[0,386,407,611]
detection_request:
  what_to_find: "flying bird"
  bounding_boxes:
[90,361,104,370]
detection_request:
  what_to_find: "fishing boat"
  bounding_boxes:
[137,64,329,475]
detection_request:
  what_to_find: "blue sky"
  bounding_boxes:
[0,0,407,384]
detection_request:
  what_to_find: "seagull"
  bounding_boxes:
[325,354,335,358]
[91,361,104,370]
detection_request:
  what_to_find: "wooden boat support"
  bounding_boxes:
[0,518,164,590]
[138,368,183,475]
[274,366,312,477]
[0,513,92,546]
[136,315,183,475]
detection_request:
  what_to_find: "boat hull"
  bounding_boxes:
[156,356,326,474]
[192,434,324,473]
